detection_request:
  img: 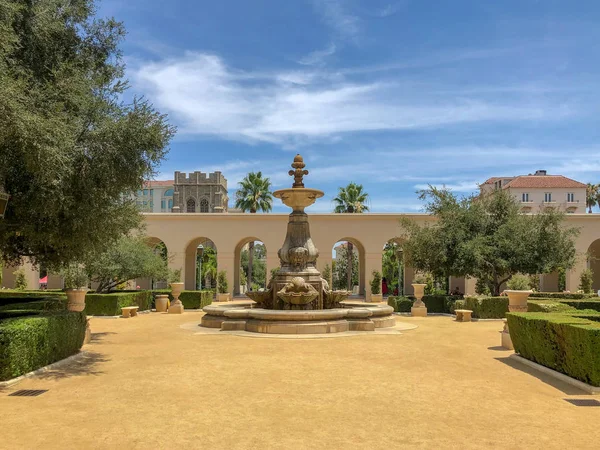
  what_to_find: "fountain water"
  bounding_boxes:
[200,155,396,334]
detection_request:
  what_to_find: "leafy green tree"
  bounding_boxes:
[333,245,358,291]
[579,268,594,294]
[197,246,217,289]
[241,247,266,289]
[235,172,273,291]
[217,270,228,294]
[84,235,169,292]
[401,187,579,296]
[382,242,403,295]
[13,268,27,290]
[321,263,332,287]
[586,183,600,213]
[333,183,369,290]
[0,0,174,269]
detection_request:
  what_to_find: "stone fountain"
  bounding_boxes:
[200,155,396,334]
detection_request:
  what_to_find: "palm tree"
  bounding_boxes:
[235,172,273,291]
[587,183,599,213]
[333,183,370,292]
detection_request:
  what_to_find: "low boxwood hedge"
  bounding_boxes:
[85,291,152,316]
[0,291,66,305]
[0,297,67,312]
[529,292,599,300]
[527,300,575,313]
[558,300,600,312]
[460,297,509,319]
[151,290,213,309]
[507,312,600,387]
[387,296,412,312]
[0,310,87,381]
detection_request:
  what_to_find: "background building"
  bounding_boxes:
[480,170,586,214]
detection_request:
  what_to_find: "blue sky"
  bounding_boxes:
[99,0,600,212]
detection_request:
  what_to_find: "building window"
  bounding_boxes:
[567,193,575,202]
[137,190,142,196]
[150,189,154,197]
[149,201,153,208]
[143,201,147,206]
[161,199,166,210]
[143,189,148,196]
[168,199,173,210]
[522,193,530,202]
[164,189,174,197]
[200,198,209,213]
[544,193,552,203]
[186,198,196,213]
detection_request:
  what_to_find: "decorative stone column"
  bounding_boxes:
[411,283,428,317]
[168,282,185,314]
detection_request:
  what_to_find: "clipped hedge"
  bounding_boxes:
[507,312,600,387]
[0,310,87,381]
[529,292,599,300]
[85,291,152,316]
[558,300,600,313]
[461,297,509,319]
[387,296,412,313]
[151,290,213,309]
[0,297,67,312]
[0,290,66,305]
[527,300,575,313]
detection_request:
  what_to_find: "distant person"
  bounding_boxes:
[451,287,462,296]
[393,286,399,296]
[382,277,389,296]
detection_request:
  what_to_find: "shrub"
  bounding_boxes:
[0,310,87,381]
[85,291,152,316]
[13,269,28,290]
[507,312,600,387]
[475,278,491,296]
[422,295,450,313]
[0,297,67,312]
[462,296,509,319]
[217,271,228,294]
[559,300,600,313]
[506,274,531,291]
[527,300,575,313]
[579,269,594,294]
[370,270,382,295]
[60,264,88,289]
[387,296,412,313]
[151,290,213,309]
[0,291,67,304]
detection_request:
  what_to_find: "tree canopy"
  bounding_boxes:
[0,0,175,269]
[401,187,579,296]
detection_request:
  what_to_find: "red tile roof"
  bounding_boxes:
[504,175,586,189]
[482,177,511,185]
[143,180,174,187]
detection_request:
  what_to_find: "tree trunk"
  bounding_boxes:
[347,241,353,292]
[248,241,254,292]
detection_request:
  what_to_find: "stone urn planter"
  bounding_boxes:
[370,293,383,303]
[505,290,532,313]
[411,283,428,317]
[65,288,87,312]
[168,282,185,314]
[155,294,169,313]
[216,293,231,302]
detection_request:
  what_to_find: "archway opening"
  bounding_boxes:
[588,239,600,292]
[185,237,217,291]
[332,238,365,297]
[136,237,169,290]
[382,239,404,297]
[234,238,267,295]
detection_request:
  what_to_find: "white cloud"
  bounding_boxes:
[374,3,403,18]
[313,0,360,40]
[133,52,575,146]
[414,181,480,193]
[297,43,337,66]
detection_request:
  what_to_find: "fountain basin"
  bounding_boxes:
[273,188,324,210]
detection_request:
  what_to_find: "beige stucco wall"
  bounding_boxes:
[509,187,586,214]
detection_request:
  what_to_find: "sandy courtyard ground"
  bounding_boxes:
[1,311,599,449]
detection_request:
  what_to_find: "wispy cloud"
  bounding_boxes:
[374,3,404,18]
[133,52,576,146]
[297,43,337,66]
[313,0,361,41]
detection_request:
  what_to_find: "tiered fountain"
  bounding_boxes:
[200,155,396,334]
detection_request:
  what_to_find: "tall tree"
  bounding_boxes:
[333,183,369,291]
[586,183,599,213]
[401,187,579,296]
[0,0,174,269]
[234,172,273,291]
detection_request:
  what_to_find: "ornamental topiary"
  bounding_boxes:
[506,273,531,291]
[579,269,594,294]
[217,271,228,294]
[371,270,382,295]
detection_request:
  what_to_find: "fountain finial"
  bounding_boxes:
[288,154,309,188]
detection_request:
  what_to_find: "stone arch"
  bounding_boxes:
[135,237,169,290]
[199,198,209,213]
[186,197,196,213]
[234,237,268,295]
[184,237,218,290]
[331,237,366,297]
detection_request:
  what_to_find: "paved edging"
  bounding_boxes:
[0,351,89,388]
[510,354,600,395]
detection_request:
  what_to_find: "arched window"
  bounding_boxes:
[164,189,174,197]
[200,198,209,213]
[186,198,196,213]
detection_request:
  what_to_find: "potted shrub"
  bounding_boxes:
[411,273,428,316]
[370,270,383,303]
[216,270,231,302]
[505,273,533,312]
[168,268,185,314]
[61,264,88,312]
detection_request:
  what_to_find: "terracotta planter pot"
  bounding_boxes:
[505,290,532,312]
[155,295,169,312]
[65,289,87,312]
[216,293,231,302]
[370,293,383,303]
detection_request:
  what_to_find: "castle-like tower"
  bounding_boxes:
[172,171,228,213]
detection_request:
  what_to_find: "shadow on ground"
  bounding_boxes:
[90,332,116,343]
[495,357,587,396]
[35,351,110,381]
